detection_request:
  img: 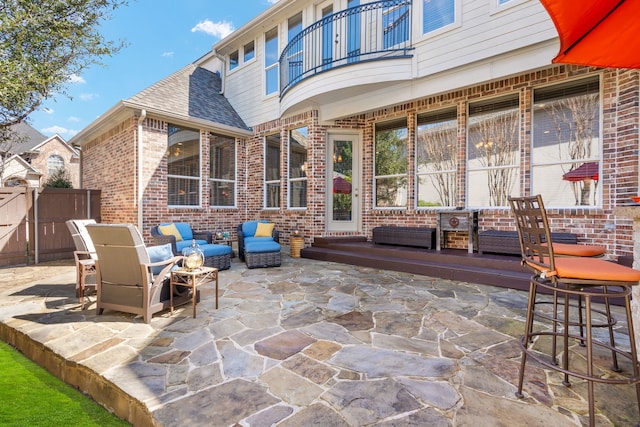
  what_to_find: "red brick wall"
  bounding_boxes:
[81,65,639,259]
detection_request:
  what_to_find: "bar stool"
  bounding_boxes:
[509,195,640,426]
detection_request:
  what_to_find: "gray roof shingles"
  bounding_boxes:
[127,64,251,131]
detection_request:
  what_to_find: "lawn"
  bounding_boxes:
[0,341,130,426]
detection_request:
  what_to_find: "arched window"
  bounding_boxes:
[47,155,64,176]
[5,177,28,187]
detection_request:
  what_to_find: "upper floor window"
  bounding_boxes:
[423,0,455,34]
[264,27,279,95]
[416,109,458,208]
[532,77,600,207]
[467,96,520,207]
[47,155,64,176]
[375,119,408,208]
[265,134,281,208]
[383,1,410,48]
[229,50,239,71]
[167,124,200,207]
[244,41,255,62]
[209,133,236,208]
[288,126,308,208]
[287,13,303,83]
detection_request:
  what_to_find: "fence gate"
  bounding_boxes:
[0,188,100,267]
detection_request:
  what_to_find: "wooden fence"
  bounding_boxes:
[0,188,101,267]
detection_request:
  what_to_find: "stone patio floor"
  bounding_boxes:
[0,252,639,426]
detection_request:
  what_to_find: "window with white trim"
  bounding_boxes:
[416,109,458,207]
[264,28,279,95]
[532,77,601,207]
[209,133,236,207]
[288,126,308,208]
[423,0,455,34]
[375,119,408,208]
[244,41,255,62]
[167,124,200,207]
[467,96,520,207]
[229,50,239,71]
[287,13,303,84]
[264,134,281,208]
[47,154,64,176]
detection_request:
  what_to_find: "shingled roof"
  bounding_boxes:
[0,122,48,154]
[127,64,250,131]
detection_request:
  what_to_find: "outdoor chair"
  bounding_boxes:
[509,195,640,426]
[237,220,281,268]
[86,223,193,323]
[151,222,231,270]
[66,219,98,308]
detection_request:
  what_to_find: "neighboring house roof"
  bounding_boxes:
[2,153,42,180]
[0,122,47,154]
[71,64,252,145]
[127,64,250,131]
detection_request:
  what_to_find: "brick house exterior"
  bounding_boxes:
[71,0,639,262]
[1,122,80,188]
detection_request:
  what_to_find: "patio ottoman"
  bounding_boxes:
[244,241,281,268]
[201,243,232,270]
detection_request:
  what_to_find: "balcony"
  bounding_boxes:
[279,0,413,98]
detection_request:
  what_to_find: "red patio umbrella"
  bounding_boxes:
[333,176,352,194]
[562,162,599,182]
[539,0,640,68]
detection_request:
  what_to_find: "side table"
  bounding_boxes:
[290,236,304,258]
[169,266,218,318]
[214,237,237,257]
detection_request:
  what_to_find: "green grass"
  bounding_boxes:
[0,341,130,427]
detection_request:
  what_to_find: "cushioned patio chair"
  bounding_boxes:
[151,222,231,270]
[237,220,281,268]
[86,223,193,323]
[509,195,640,425]
[66,219,98,308]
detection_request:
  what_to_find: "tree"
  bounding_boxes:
[44,168,73,188]
[0,0,127,133]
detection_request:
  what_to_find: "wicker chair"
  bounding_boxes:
[150,223,231,270]
[86,223,192,323]
[66,219,98,308]
[237,221,281,268]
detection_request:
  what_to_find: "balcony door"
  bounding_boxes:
[316,2,333,70]
[327,132,361,232]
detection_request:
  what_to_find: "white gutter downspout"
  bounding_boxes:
[137,109,147,232]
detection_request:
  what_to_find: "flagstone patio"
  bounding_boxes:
[0,254,638,426]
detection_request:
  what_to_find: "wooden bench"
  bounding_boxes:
[372,226,436,249]
[478,230,578,255]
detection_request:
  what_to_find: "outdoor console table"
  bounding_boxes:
[436,210,479,253]
[613,205,640,359]
[170,266,218,317]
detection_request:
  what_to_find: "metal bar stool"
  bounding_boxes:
[509,195,640,426]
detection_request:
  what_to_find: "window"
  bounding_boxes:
[375,119,408,208]
[423,0,455,34]
[244,41,255,62]
[383,1,410,48]
[264,28,279,95]
[229,50,239,71]
[47,155,64,176]
[347,0,361,61]
[167,124,200,206]
[287,13,303,83]
[532,77,600,207]
[289,126,308,208]
[467,96,520,207]
[264,134,281,208]
[416,109,458,207]
[209,133,236,207]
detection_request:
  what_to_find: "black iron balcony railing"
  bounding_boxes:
[279,0,413,96]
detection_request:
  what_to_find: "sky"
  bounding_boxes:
[29,0,280,139]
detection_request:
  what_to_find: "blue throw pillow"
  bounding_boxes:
[147,243,174,276]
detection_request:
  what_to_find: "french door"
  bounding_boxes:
[327,132,361,232]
